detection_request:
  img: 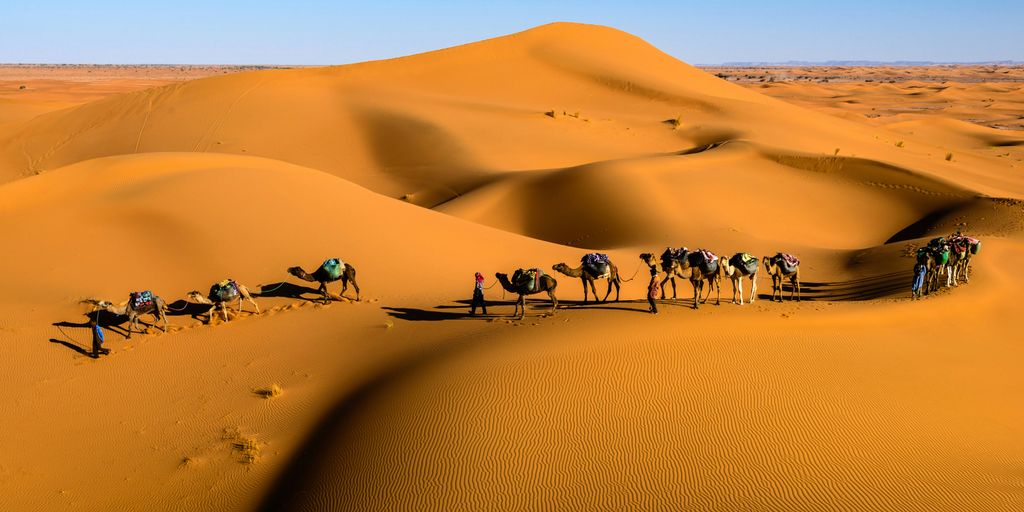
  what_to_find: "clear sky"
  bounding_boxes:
[2,0,1021,65]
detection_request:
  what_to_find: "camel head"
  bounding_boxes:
[552,263,570,274]
[762,256,774,274]
[287,266,305,279]
[639,253,655,267]
[186,291,213,305]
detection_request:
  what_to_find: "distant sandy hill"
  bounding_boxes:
[1,22,1023,512]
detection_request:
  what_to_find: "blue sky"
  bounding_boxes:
[2,0,1021,65]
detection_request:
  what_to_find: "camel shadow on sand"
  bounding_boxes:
[384,298,671,322]
[256,282,333,303]
[755,271,911,302]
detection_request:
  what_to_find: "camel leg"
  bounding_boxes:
[659,275,670,300]
[735,277,742,305]
[692,280,700,310]
[318,282,329,304]
[221,303,229,322]
[157,308,168,332]
[518,295,526,320]
[548,290,558,315]
[749,275,757,304]
[670,276,677,299]
[581,278,589,303]
[126,312,134,339]
[794,276,801,302]
[715,277,721,306]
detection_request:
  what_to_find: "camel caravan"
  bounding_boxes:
[76,231,980,347]
[82,258,360,345]
[495,248,801,318]
[912,232,981,299]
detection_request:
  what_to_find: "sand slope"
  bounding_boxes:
[1,23,1023,512]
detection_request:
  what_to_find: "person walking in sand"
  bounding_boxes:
[470,272,488,315]
[647,265,660,314]
[90,316,109,358]
[911,262,927,300]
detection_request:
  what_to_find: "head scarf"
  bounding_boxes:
[475,272,484,283]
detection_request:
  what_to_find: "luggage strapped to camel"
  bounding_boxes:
[321,258,344,281]
[581,253,611,278]
[210,279,240,302]
[130,291,154,309]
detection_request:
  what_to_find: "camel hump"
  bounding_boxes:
[581,253,611,278]
[210,280,240,302]
[320,258,345,280]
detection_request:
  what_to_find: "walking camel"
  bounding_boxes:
[763,253,801,302]
[288,258,360,304]
[552,254,623,303]
[687,250,722,310]
[187,279,260,324]
[83,291,169,339]
[495,270,558,320]
[719,253,759,305]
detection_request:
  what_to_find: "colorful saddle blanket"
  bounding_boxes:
[776,253,800,274]
[320,258,344,281]
[210,279,240,303]
[130,291,154,309]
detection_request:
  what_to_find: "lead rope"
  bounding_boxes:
[619,261,643,282]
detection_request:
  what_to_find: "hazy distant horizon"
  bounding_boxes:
[2,1,1022,66]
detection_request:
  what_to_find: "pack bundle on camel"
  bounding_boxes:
[83,291,169,339]
[287,258,360,304]
[495,269,558,320]
[187,279,260,324]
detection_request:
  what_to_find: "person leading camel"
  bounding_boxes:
[646,261,660,314]
[911,261,927,300]
[495,269,558,320]
[90,316,109,358]
[762,253,801,302]
[83,291,169,339]
[288,258,360,304]
[470,272,488,315]
[187,279,260,324]
[552,253,623,303]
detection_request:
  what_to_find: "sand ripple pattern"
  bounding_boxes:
[259,322,1024,511]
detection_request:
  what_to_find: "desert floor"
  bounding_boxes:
[1,24,1023,511]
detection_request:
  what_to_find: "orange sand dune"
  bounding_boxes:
[1,23,1023,512]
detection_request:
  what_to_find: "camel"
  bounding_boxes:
[640,248,691,299]
[187,279,260,324]
[923,240,951,292]
[719,253,759,305]
[83,291,169,339]
[287,258,360,304]
[552,255,622,303]
[947,234,979,285]
[686,250,722,310]
[763,253,801,302]
[495,270,558,320]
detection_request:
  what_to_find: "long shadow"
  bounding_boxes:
[760,271,911,301]
[256,282,325,302]
[54,310,130,339]
[48,338,93,357]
